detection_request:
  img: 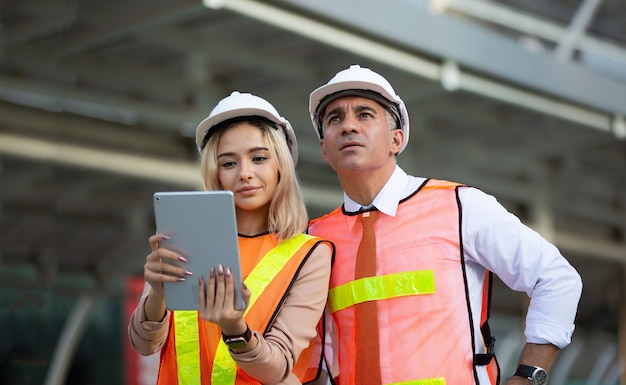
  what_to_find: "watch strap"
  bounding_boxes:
[514,364,549,385]
[514,365,536,378]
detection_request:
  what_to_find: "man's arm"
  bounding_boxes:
[460,187,582,384]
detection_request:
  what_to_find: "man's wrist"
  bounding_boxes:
[514,365,549,385]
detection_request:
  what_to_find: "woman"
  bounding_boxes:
[128,91,333,385]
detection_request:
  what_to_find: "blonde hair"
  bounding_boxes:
[200,118,308,241]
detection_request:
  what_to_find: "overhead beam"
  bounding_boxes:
[0,102,186,156]
[289,0,626,116]
[55,0,206,58]
[439,0,626,66]
[0,75,202,131]
[215,0,626,127]
[0,133,202,187]
[48,0,316,82]
[2,7,76,46]
[554,0,604,61]
[555,231,626,264]
[0,133,343,210]
[141,27,317,80]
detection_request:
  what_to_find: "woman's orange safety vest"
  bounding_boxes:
[156,233,325,385]
[309,179,499,385]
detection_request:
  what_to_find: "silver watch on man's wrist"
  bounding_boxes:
[514,365,549,385]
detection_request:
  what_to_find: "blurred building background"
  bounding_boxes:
[0,0,625,384]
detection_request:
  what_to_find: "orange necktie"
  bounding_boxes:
[354,210,381,384]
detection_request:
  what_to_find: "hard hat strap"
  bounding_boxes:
[200,115,281,150]
[315,89,401,138]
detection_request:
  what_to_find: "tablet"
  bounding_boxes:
[153,190,244,311]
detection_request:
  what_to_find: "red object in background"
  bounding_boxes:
[124,277,160,385]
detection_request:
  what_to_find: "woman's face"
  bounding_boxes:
[216,122,279,214]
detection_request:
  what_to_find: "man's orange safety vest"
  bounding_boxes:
[155,233,325,385]
[309,179,499,385]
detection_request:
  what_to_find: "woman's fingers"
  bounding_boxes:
[144,266,187,283]
[148,233,170,251]
[199,267,219,322]
[202,266,235,311]
[222,266,240,310]
[143,245,191,296]
[240,282,251,310]
[213,264,227,309]
[198,276,206,308]
[197,265,246,330]
[207,267,216,306]
[146,234,189,278]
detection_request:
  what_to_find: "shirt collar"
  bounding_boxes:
[343,165,409,217]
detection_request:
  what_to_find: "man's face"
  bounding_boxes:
[319,96,403,174]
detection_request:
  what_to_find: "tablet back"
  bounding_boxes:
[153,190,243,311]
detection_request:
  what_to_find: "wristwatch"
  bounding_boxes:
[222,325,252,349]
[514,365,549,385]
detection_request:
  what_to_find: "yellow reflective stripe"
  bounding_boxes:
[173,310,201,385]
[388,378,446,385]
[211,234,316,384]
[213,340,236,384]
[245,234,315,311]
[328,270,435,313]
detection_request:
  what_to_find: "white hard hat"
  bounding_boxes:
[309,65,410,154]
[196,91,298,164]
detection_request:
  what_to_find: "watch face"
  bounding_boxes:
[224,336,248,349]
[532,369,548,385]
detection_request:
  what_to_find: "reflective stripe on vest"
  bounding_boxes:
[388,378,446,385]
[172,234,315,385]
[328,270,436,313]
[173,311,202,385]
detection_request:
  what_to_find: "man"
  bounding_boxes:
[307,65,582,385]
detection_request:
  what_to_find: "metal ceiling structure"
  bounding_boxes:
[0,0,625,384]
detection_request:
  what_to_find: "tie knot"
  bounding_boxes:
[360,210,379,228]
